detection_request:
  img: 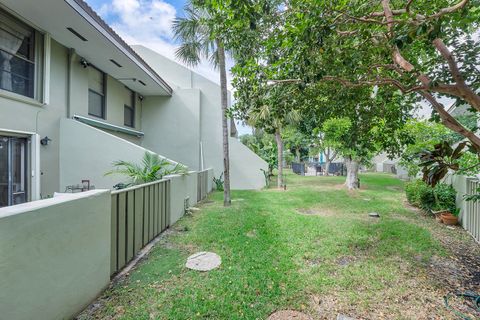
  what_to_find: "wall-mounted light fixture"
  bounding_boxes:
[40,136,51,146]
[80,58,90,68]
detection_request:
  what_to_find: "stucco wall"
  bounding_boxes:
[134,45,267,190]
[142,89,201,170]
[229,137,268,189]
[0,39,68,197]
[166,173,199,225]
[59,118,180,191]
[69,54,144,136]
[0,38,147,198]
[0,190,111,320]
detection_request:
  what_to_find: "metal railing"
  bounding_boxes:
[465,179,480,243]
[197,169,209,201]
[110,179,170,275]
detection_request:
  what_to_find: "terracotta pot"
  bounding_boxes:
[442,214,458,226]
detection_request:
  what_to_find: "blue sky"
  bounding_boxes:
[84,0,224,85]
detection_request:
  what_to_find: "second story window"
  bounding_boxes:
[88,66,105,119]
[123,87,135,127]
[0,9,37,98]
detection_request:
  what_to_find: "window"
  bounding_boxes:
[88,66,105,118]
[123,87,135,127]
[0,9,40,99]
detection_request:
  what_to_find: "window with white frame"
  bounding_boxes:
[123,87,135,127]
[88,66,105,119]
[0,8,43,99]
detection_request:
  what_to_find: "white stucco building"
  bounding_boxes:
[0,0,267,208]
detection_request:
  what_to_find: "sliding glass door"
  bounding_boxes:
[0,136,28,208]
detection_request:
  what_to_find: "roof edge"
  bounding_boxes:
[68,0,173,95]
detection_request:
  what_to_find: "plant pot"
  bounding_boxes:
[432,210,448,223]
[442,213,458,226]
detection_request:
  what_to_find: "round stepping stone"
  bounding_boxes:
[267,310,312,320]
[185,252,221,271]
[368,212,380,218]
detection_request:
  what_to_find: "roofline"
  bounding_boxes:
[67,0,173,95]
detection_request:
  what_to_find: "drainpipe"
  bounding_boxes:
[66,48,75,118]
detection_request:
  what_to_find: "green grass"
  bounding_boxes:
[79,172,451,319]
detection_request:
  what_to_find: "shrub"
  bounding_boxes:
[405,179,433,208]
[213,173,224,191]
[432,183,457,213]
[405,179,457,213]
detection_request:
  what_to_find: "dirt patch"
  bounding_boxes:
[296,208,337,217]
[267,310,312,320]
[335,256,356,267]
[304,257,323,267]
[386,186,402,192]
[397,202,480,293]
[246,229,258,238]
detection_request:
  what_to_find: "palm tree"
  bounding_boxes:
[248,92,300,189]
[172,4,231,206]
[105,152,188,188]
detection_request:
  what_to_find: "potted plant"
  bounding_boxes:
[441,208,459,225]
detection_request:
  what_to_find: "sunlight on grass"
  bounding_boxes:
[78,171,450,320]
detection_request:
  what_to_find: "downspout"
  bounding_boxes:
[66,48,75,118]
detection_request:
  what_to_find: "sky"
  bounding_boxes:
[85,0,252,134]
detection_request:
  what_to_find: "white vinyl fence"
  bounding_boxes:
[464,178,480,243]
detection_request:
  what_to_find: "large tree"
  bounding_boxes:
[278,0,480,152]
[172,3,232,206]
[297,83,414,188]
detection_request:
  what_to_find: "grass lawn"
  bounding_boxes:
[78,171,480,319]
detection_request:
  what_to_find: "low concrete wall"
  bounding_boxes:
[207,167,214,192]
[59,118,180,191]
[166,173,198,225]
[229,137,268,189]
[188,171,199,205]
[0,190,111,320]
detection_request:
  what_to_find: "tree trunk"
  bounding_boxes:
[324,160,331,176]
[345,158,360,190]
[217,40,231,206]
[275,129,283,189]
[230,118,238,138]
[295,148,300,162]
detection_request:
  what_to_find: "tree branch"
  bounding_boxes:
[321,76,424,93]
[430,0,469,19]
[421,91,480,151]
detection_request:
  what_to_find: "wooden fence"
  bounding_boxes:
[197,169,209,201]
[110,179,170,275]
[465,179,480,243]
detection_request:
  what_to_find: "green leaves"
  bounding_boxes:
[105,152,188,187]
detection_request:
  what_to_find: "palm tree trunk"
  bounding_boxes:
[275,128,283,189]
[217,40,231,206]
[230,118,238,138]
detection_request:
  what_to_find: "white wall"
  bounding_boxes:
[142,89,201,170]
[229,138,268,189]
[0,190,111,320]
[165,173,198,225]
[59,118,180,191]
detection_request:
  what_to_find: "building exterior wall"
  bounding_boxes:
[0,37,147,198]
[134,45,267,189]
[0,189,111,320]
[142,89,201,170]
[229,137,268,189]
[0,39,68,198]
[59,118,178,191]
